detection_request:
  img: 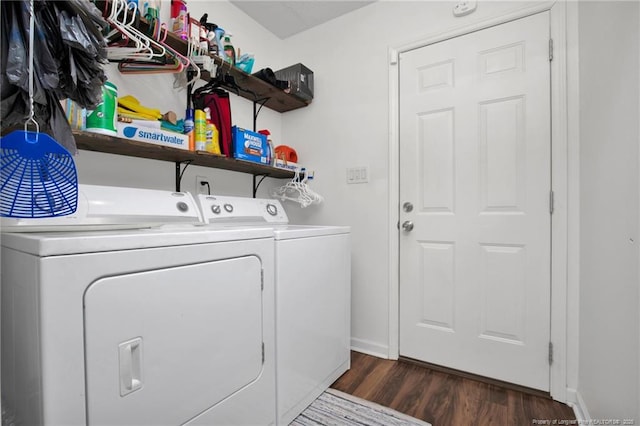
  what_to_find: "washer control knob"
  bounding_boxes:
[224,203,234,213]
[266,203,278,216]
[211,205,221,214]
[176,202,189,212]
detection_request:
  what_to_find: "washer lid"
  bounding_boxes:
[272,225,350,240]
[1,225,273,256]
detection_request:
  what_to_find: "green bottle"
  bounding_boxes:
[223,33,236,66]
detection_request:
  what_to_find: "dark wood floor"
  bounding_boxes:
[331,351,576,426]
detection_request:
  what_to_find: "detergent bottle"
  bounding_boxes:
[223,33,236,66]
[204,108,221,155]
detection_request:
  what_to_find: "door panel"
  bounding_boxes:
[84,256,263,425]
[399,12,551,391]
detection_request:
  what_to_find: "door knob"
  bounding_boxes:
[402,202,413,212]
[402,221,414,232]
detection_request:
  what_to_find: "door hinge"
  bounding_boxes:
[261,269,264,291]
[549,39,554,61]
[549,190,555,214]
[262,342,265,363]
[548,341,554,365]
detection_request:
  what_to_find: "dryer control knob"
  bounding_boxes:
[266,203,278,216]
[211,205,221,214]
[224,203,234,213]
[176,202,189,212]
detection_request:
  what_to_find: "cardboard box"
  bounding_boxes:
[116,122,189,150]
[274,159,302,172]
[232,126,269,164]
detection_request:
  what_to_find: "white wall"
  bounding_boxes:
[281,1,543,356]
[77,0,287,198]
[578,0,640,421]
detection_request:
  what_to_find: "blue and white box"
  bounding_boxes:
[116,122,189,150]
[232,126,268,164]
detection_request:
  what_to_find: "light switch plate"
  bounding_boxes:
[346,167,369,184]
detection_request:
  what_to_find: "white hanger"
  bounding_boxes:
[106,0,167,61]
[271,168,323,208]
[105,0,152,60]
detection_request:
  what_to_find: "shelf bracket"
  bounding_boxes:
[253,97,270,132]
[253,174,269,198]
[175,160,193,192]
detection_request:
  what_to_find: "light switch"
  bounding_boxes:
[346,167,369,184]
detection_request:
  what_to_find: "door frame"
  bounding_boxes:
[387,1,576,403]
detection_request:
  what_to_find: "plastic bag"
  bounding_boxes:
[60,10,96,56]
[16,0,59,90]
[6,9,28,90]
[1,0,109,153]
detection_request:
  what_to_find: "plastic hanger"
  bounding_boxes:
[107,0,171,62]
[105,0,154,61]
[271,168,323,208]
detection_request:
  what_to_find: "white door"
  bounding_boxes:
[399,12,551,391]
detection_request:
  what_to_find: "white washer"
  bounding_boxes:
[196,195,351,426]
[1,185,276,426]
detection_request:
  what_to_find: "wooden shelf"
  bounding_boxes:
[95,1,311,113]
[73,130,295,179]
[203,58,310,113]
[138,18,311,113]
[76,6,305,191]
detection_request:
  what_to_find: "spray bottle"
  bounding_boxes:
[194,109,206,151]
[258,129,274,165]
[214,27,226,61]
[184,108,194,151]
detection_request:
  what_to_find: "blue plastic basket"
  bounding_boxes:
[1,130,78,218]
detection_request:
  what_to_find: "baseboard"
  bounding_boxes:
[566,388,590,422]
[350,338,389,359]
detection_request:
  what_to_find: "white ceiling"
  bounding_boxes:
[229,1,376,39]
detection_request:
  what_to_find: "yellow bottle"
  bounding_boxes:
[194,109,206,151]
[204,108,221,155]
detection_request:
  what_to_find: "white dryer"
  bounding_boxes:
[196,195,351,426]
[1,185,276,426]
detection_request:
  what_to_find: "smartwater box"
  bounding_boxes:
[116,122,189,150]
[232,126,268,164]
[274,159,301,172]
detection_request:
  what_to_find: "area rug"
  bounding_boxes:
[290,388,432,426]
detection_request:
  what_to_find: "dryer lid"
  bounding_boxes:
[1,185,203,232]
